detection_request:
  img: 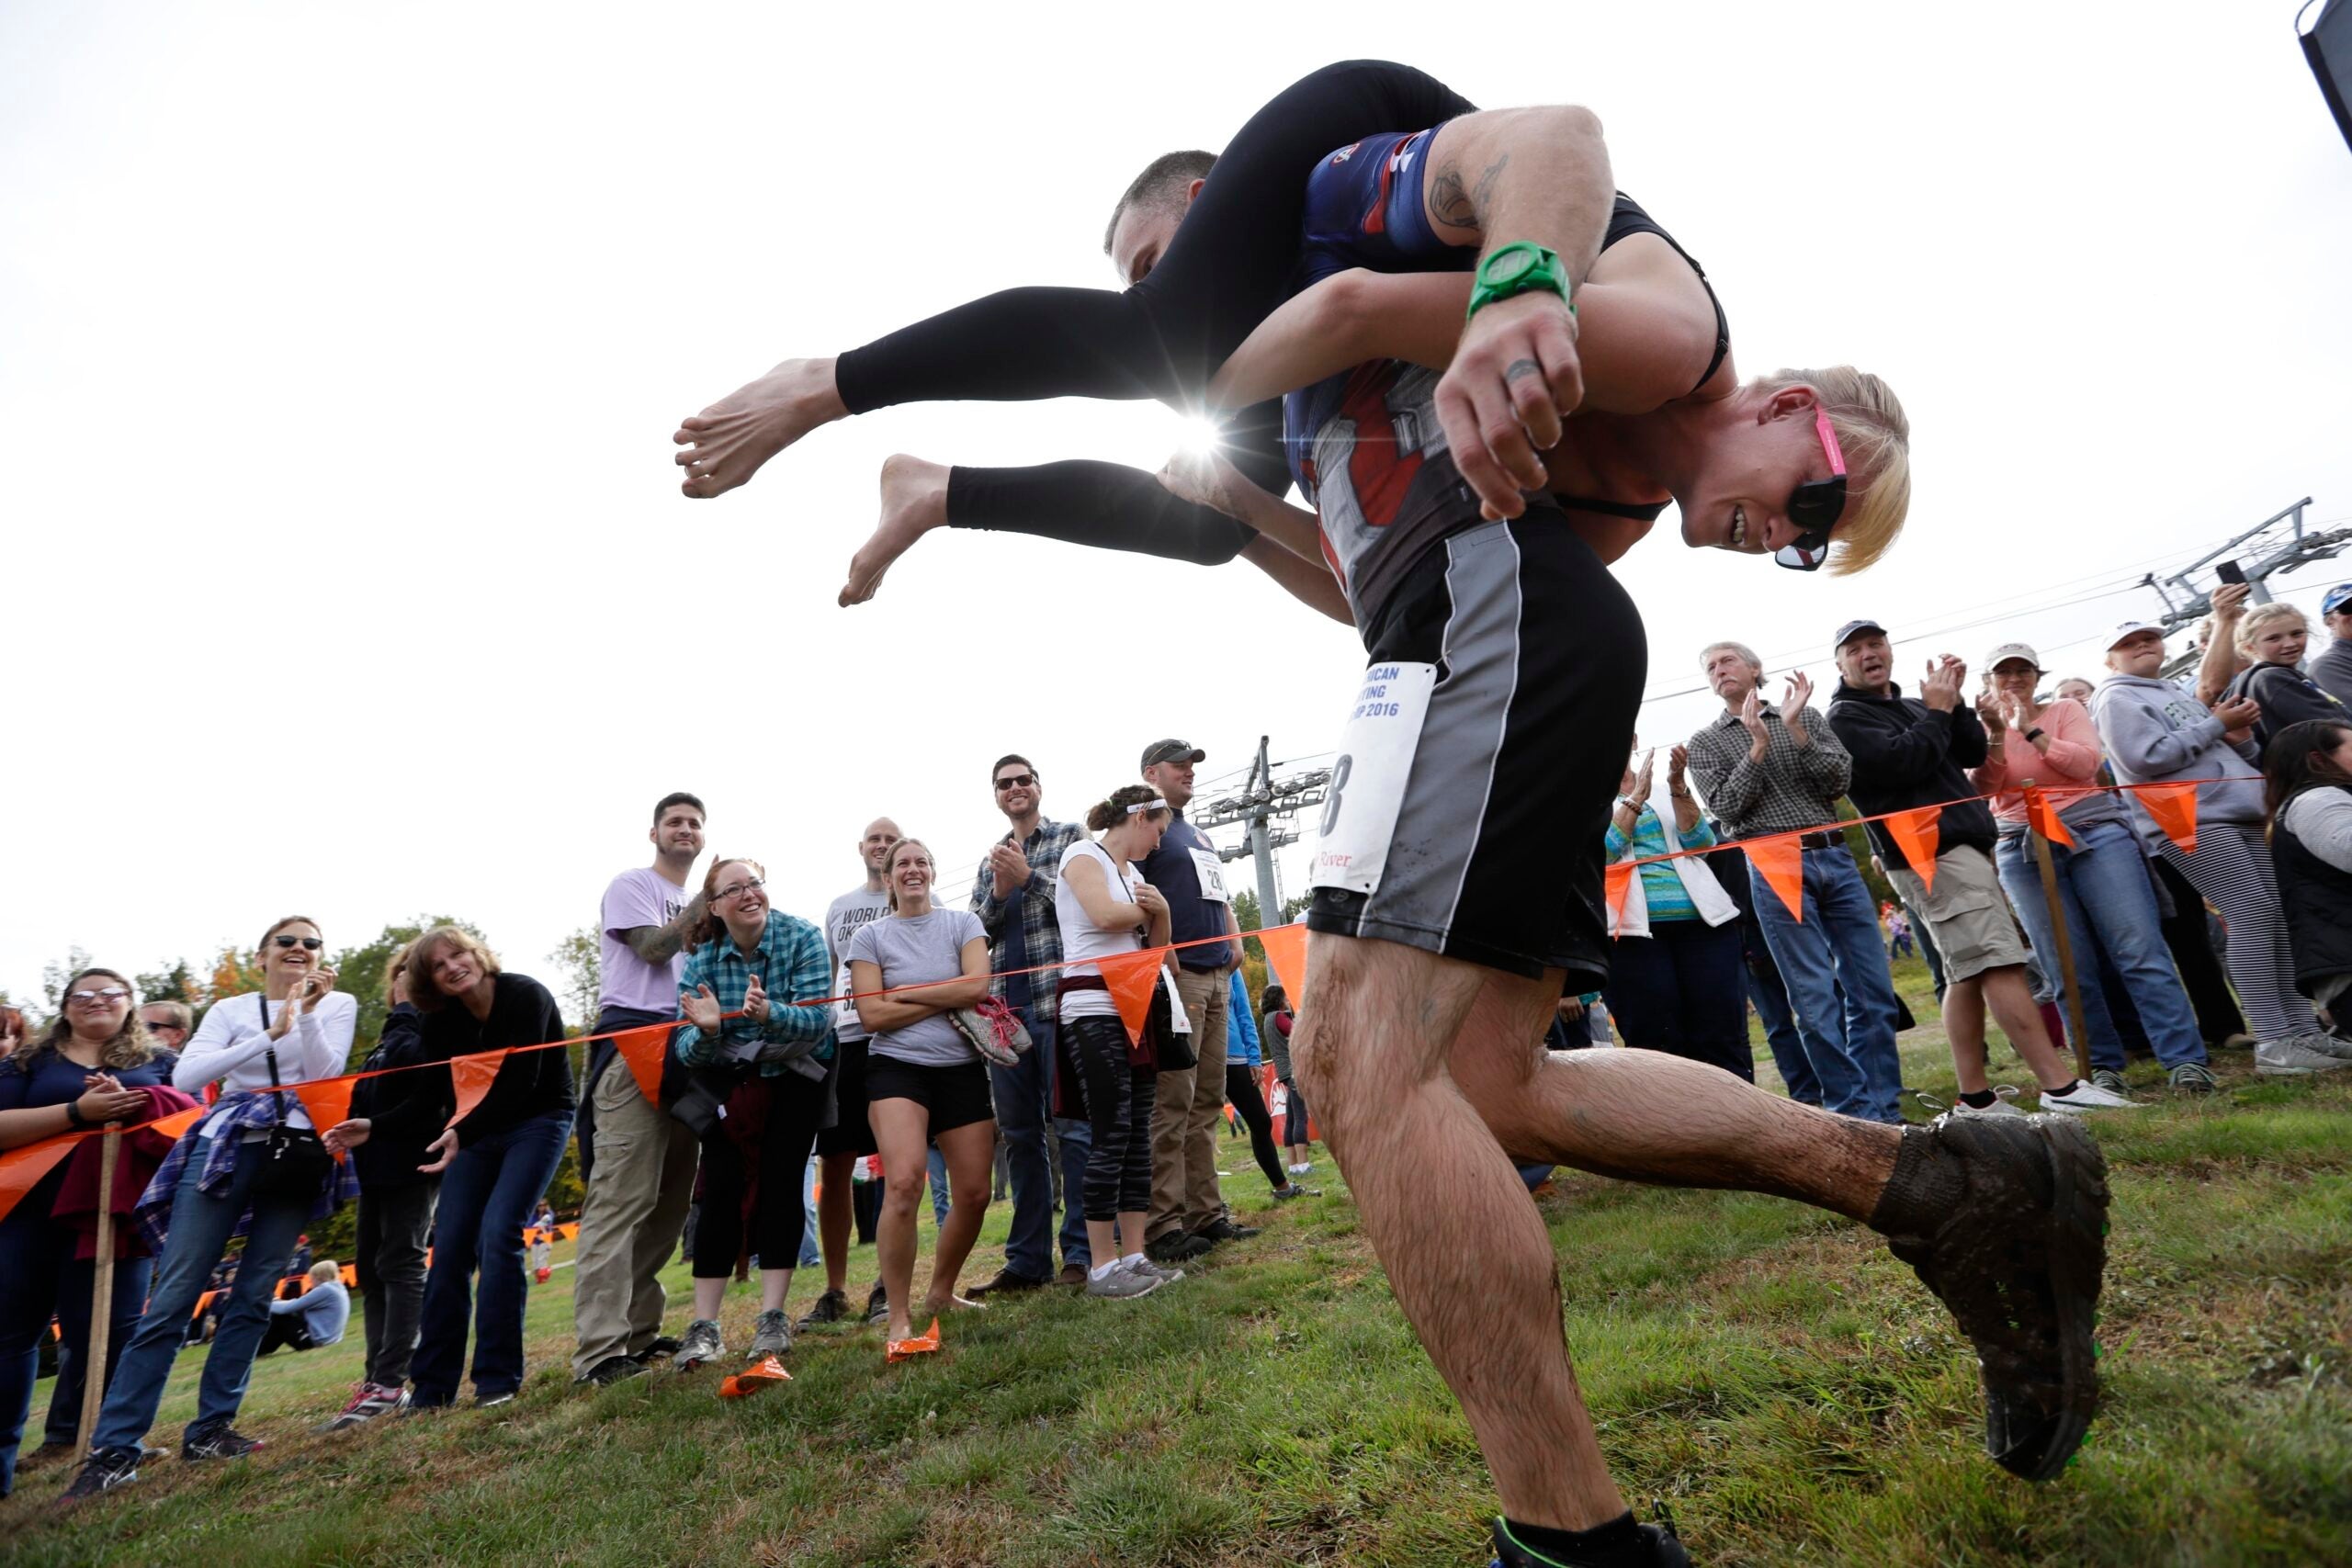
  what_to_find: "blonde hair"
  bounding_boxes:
[2235,602,2310,654]
[1754,367,1909,577]
[407,926,502,1014]
[309,1260,340,1285]
[884,839,935,913]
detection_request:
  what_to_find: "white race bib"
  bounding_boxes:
[832,960,860,1032]
[1310,660,1438,897]
[1189,846,1230,903]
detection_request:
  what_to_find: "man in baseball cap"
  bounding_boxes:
[1833,617,1885,653]
[1139,739,1206,770]
[2314,586,2352,707]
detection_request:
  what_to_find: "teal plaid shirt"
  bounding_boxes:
[673,908,835,1075]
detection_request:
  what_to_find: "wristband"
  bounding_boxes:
[2024,727,2047,742]
[65,1099,88,1129]
[1466,242,1573,321]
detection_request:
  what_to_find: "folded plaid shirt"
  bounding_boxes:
[971,818,1084,1023]
[136,1089,357,1257]
[673,908,835,1079]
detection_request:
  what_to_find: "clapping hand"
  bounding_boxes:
[1738,689,1769,742]
[742,973,770,1023]
[681,984,725,1032]
[989,842,1031,898]
[1920,656,1966,712]
[1668,744,1690,794]
[75,1073,147,1125]
[1781,670,1814,716]
[1974,691,2007,732]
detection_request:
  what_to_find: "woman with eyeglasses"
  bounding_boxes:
[845,838,994,1359]
[665,859,835,1371]
[0,972,190,1495]
[325,927,572,1410]
[66,919,356,1502]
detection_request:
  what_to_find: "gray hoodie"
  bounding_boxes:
[2091,672,2265,826]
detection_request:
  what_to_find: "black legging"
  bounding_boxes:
[834,61,1479,558]
[691,1078,826,1278]
[1067,1016,1157,1223]
[1224,1063,1288,1190]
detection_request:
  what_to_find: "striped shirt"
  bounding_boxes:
[1605,806,1718,921]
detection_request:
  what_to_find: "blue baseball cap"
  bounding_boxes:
[2323,583,2352,617]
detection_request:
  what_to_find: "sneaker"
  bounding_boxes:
[181,1422,265,1462]
[2088,1068,2130,1095]
[1191,1217,1261,1244]
[2292,1030,2352,1061]
[2040,1078,2143,1113]
[673,1318,725,1371]
[574,1356,648,1388]
[2168,1062,2219,1095]
[1086,1260,1165,1300]
[1870,1112,2108,1481]
[322,1381,411,1429]
[474,1390,516,1409]
[2256,1035,2352,1077]
[749,1309,792,1358]
[864,1285,890,1326]
[1270,1182,1322,1199]
[60,1446,142,1503]
[1488,1514,1690,1567]
[965,1267,1048,1300]
[1951,1096,2028,1119]
[796,1289,849,1329]
[636,1334,684,1362]
[1133,1255,1184,1284]
[1145,1231,1213,1265]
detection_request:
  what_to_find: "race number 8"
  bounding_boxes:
[1321,755,1351,837]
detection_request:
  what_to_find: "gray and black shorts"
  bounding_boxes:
[1306,515,1644,987]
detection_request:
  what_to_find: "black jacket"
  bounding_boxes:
[1826,681,1997,860]
[2272,784,2352,992]
[370,973,575,1151]
[350,1003,437,1189]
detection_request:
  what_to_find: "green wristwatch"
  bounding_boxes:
[1465,241,1573,321]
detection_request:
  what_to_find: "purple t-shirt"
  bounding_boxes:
[599,866,694,1015]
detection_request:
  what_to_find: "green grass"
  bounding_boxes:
[7,958,2349,1565]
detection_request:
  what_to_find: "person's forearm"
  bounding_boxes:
[856,975,991,1032]
[0,1102,79,1146]
[1207,270,1470,412]
[627,894,707,967]
[1428,106,1614,285]
[2194,626,2243,707]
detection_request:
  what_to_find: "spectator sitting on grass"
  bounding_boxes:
[258,1261,348,1355]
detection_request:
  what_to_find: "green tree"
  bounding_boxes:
[133,960,204,1008]
[548,926,601,1030]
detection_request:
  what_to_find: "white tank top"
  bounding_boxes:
[1054,839,1146,1021]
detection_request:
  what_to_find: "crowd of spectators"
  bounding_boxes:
[6,592,2351,1506]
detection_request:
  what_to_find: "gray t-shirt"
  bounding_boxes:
[846,908,987,1066]
[824,886,893,1043]
[2310,637,2352,711]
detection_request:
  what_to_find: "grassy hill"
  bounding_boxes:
[6,960,2348,1565]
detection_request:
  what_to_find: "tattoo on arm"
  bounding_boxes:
[1430,166,1474,230]
[625,892,707,965]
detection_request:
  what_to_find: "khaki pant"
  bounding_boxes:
[1148,965,1231,1241]
[569,1060,699,1377]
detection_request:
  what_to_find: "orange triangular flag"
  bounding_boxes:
[0,1135,78,1227]
[1256,923,1309,1005]
[1883,807,1941,895]
[2134,782,2199,856]
[2023,785,2075,849]
[148,1106,204,1143]
[1094,949,1165,1048]
[608,1023,670,1108]
[291,1079,356,1155]
[1602,862,1635,938]
[1747,833,1804,922]
[445,1049,509,1132]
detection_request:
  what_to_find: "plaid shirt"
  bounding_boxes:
[673,909,835,1079]
[971,817,1084,1023]
[1684,702,1854,840]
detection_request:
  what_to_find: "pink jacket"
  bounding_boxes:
[1967,698,2126,830]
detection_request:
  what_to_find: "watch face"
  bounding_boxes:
[1486,248,1536,284]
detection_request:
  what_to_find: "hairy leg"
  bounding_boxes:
[840,455,950,606]
[1295,933,1625,1530]
[919,1122,999,1316]
[673,358,850,499]
[869,1099,933,1341]
[1980,966,2078,1088]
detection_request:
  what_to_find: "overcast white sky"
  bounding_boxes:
[6,3,2350,1013]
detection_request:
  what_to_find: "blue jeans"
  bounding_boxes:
[1995,822,2209,1072]
[924,1147,951,1226]
[1740,920,1820,1105]
[0,1208,153,1493]
[988,1014,1091,1276]
[410,1112,571,1404]
[1750,849,1905,1122]
[92,1136,311,1451]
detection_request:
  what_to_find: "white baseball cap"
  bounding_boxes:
[2105,620,2166,650]
[1984,642,2041,671]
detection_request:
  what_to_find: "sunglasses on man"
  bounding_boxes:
[1774,407,1847,572]
[993,773,1037,791]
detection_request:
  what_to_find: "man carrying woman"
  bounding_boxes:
[67,919,355,1502]
[845,840,995,1360]
[325,927,572,1411]
[667,859,835,1370]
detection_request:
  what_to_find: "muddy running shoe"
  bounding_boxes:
[796,1289,849,1329]
[60,1446,143,1503]
[1488,1513,1690,1566]
[673,1318,725,1371]
[181,1421,266,1462]
[749,1309,792,1358]
[864,1285,890,1326]
[322,1381,411,1429]
[2168,1062,2219,1095]
[1870,1112,2109,1481]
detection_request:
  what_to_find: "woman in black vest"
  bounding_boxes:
[2264,719,2352,1056]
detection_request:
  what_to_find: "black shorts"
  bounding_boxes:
[863,1055,995,1137]
[1306,516,1644,987]
[814,1038,880,1157]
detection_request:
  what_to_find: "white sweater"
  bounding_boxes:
[176,990,358,1136]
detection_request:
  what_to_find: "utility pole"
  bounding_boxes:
[2143,498,2349,682]
[1191,736,1329,931]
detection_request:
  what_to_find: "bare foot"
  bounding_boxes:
[839,455,950,606]
[918,1292,986,1318]
[673,357,848,499]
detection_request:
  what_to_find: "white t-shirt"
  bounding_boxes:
[824,886,893,1043]
[1054,840,1148,1022]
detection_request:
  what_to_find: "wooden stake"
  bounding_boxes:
[75,1124,123,1455]
[2029,830,2096,1081]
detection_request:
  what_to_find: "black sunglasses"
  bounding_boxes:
[1774,408,1849,573]
[994,773,1037,791]
[273,935,324,951]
